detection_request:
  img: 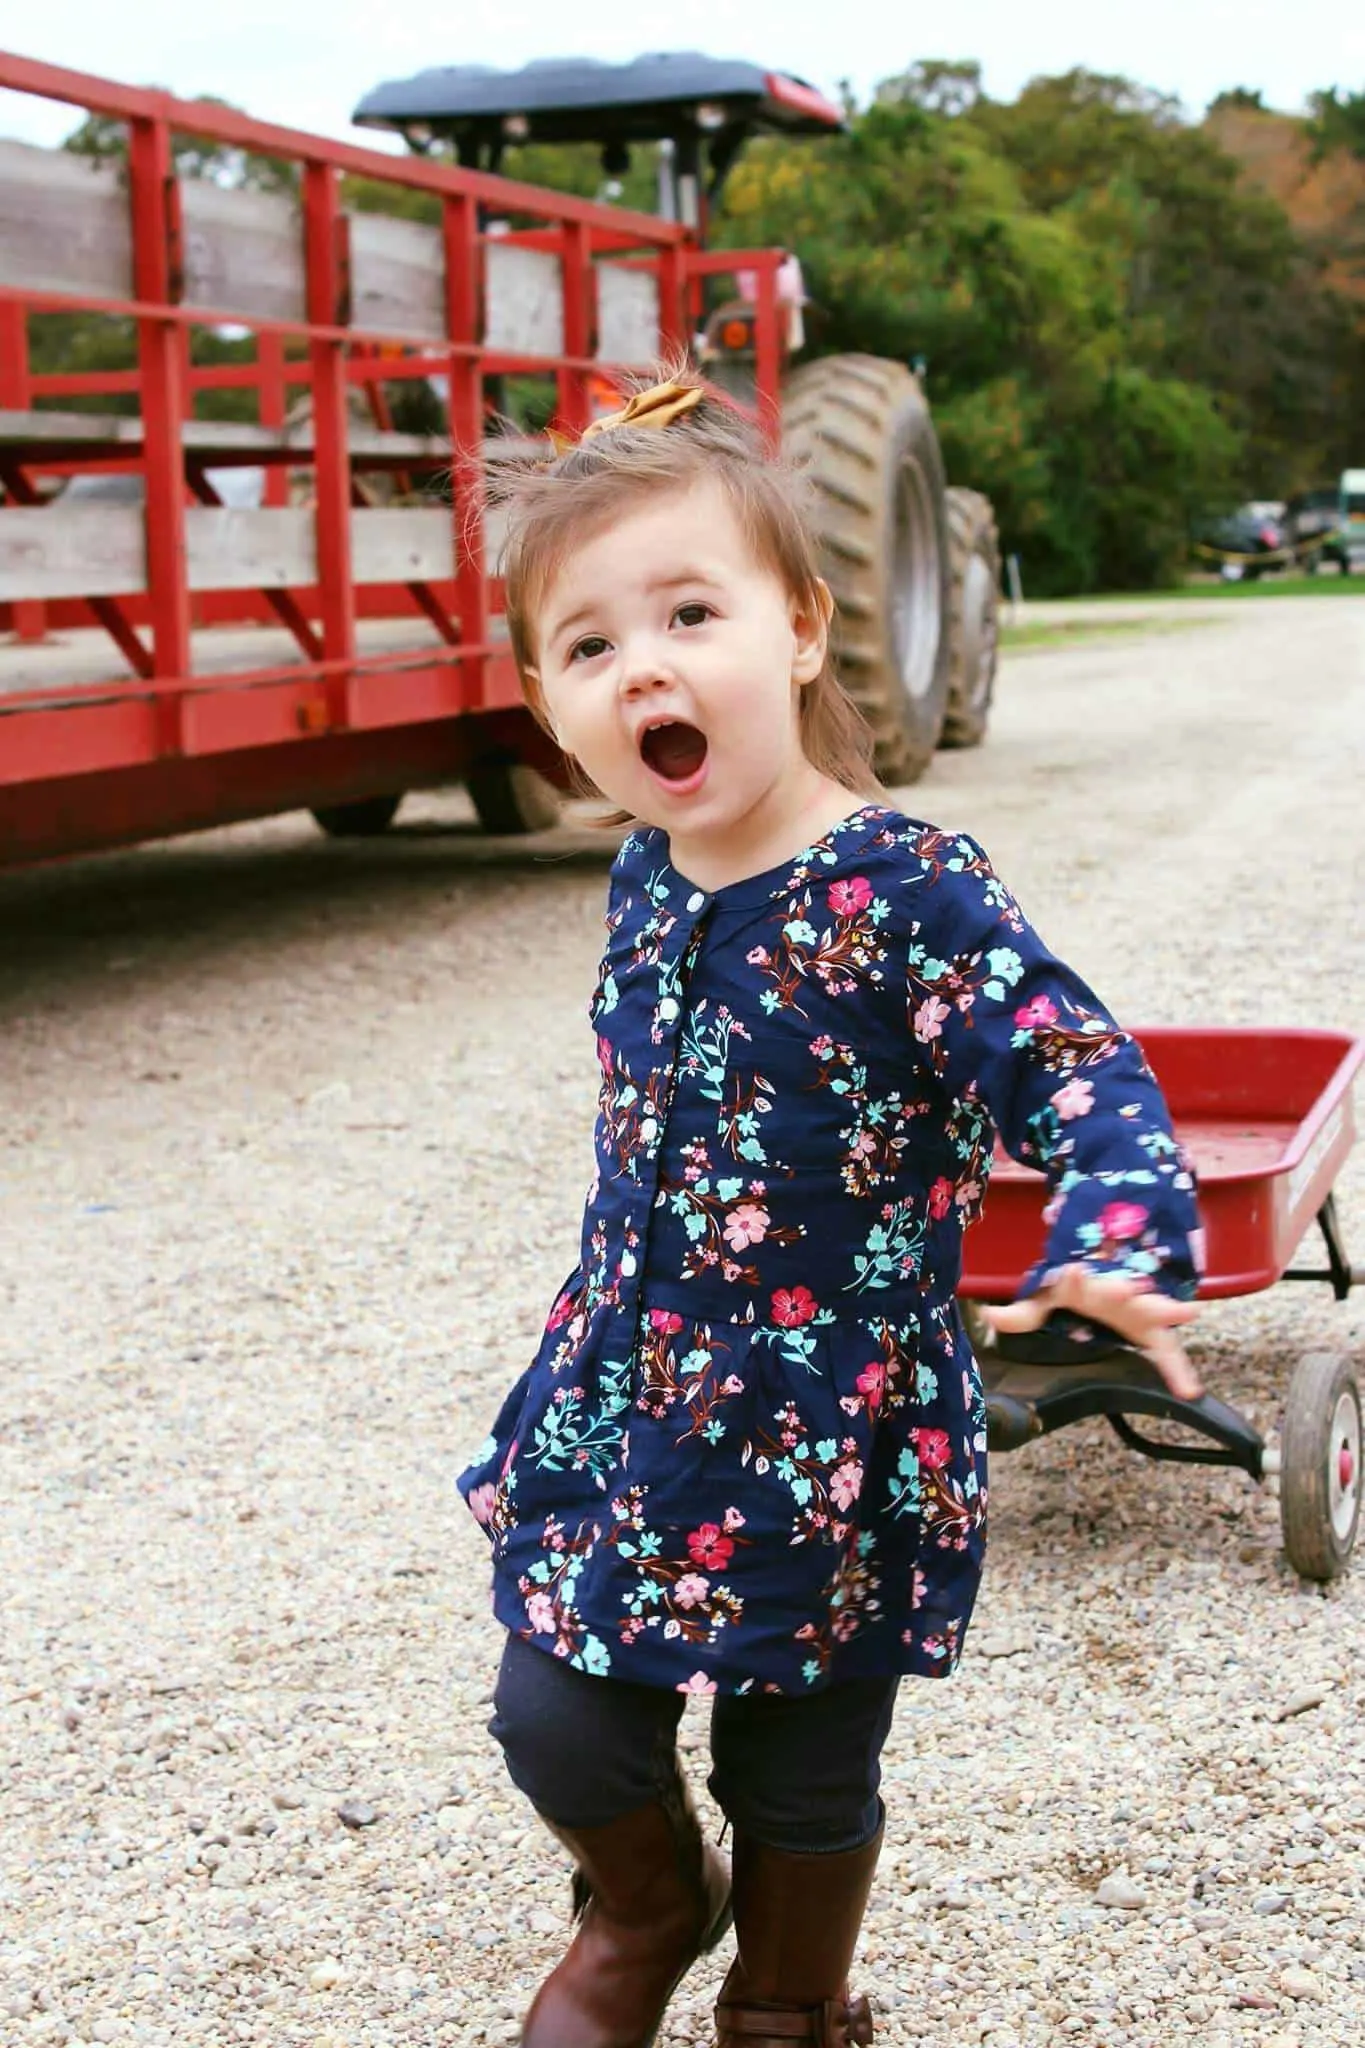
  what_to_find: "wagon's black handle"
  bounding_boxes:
[990,1309,1126,1368]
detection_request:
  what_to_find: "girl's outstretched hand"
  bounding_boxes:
[981,1264,1203,1401]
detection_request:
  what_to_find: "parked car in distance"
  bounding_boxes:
[1197,501,1289,580]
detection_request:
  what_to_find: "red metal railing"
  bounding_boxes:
[0,51,787,808]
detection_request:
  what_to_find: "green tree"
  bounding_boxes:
[719,89,1243,589]
[1208,89,1266,113]
[978,70,1358,492]
[1300,87,1365,312]
[875,61,983,117]
[719,68,1360,589]
[1307,87,1365,161]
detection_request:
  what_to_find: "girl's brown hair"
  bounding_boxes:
[492,361,880,819]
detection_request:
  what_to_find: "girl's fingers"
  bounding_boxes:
[981,1295,1049,1335]
[978,1266,1203,1400]
[1144,1329,1203,1401]
[983,1265,1118,1333]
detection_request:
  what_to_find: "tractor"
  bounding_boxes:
[354,50,1002,790]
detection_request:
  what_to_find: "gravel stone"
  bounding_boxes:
[1096,1874,1149,1911]
[335,1800,379,1830]
[1273,1688,1332,1722]
[1,594,1362,2046]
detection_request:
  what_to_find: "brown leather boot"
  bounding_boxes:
[521,1765,732,2048]
[713,1819,883,2046]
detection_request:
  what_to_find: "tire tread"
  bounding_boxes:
[940,486,1002,749]
[782,355,950,784]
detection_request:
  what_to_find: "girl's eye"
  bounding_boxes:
[569,635,611,663]
[673,602,713,629]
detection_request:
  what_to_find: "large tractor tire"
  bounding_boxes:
[466,760,564,836]
[940,488,1002,749]
[782,355,951,784]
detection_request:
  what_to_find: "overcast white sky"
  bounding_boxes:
[1,2,1361,153]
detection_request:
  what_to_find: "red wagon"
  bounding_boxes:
[959,1027,1364,1581]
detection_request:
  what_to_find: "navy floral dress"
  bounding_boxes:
[459,804,1199,1696]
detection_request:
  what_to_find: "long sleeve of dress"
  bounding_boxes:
[906,831,1203,1302]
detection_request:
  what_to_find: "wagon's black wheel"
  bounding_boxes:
[1278,1351,1362,1582]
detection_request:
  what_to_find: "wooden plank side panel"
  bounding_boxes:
[0,138,131,299]
[597,263,660,364]
[186,508,309,590]
[186,507,458,590]
[0,406,142,449]
[0,138,455,337]
[0,504,460,601]
[484,242,564,358]
[180,181,306,324]
[0,407,448,462]
[349,211,446,340]
[0,505,144,599]
[352,507,454,584]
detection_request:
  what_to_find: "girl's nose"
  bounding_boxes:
[618,636,674,698]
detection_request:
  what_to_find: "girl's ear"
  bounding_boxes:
[791,578,834,687]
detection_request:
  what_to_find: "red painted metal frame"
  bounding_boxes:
[127,109,191,746]
[0,297,48,643]
[302,158,358,730]
[0,50,787,865]
[959,1027,1364,1303]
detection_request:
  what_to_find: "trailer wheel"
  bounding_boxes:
[782,355,950,784]
[1278,1351,1362,1582]
[466,761,564,836]
[940,488,1001,749]
[311,794,403,838]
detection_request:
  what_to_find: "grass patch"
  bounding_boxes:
[1000,616,1216,652]
[1086,573,1359,603]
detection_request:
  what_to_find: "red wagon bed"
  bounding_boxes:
[962,1027,1362,1302]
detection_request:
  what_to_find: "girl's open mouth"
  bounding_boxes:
[639,720,709,792]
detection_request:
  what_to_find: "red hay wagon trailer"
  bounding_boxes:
[0,53,804,867]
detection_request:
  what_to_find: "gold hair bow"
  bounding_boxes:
[579,379,704,441]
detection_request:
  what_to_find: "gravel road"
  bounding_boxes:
[2,591,1362,2048]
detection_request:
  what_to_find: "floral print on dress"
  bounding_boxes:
[460,805,1200,1693]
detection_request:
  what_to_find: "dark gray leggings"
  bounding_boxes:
[489,1632,897,1855]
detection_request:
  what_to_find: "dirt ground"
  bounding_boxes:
[0,590,1362,2048]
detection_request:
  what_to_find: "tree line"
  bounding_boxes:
[717,64,1365,591]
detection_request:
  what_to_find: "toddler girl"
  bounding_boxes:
[458,370,1200,2046]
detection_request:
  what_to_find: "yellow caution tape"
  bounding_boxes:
[1191,532,1344,568]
